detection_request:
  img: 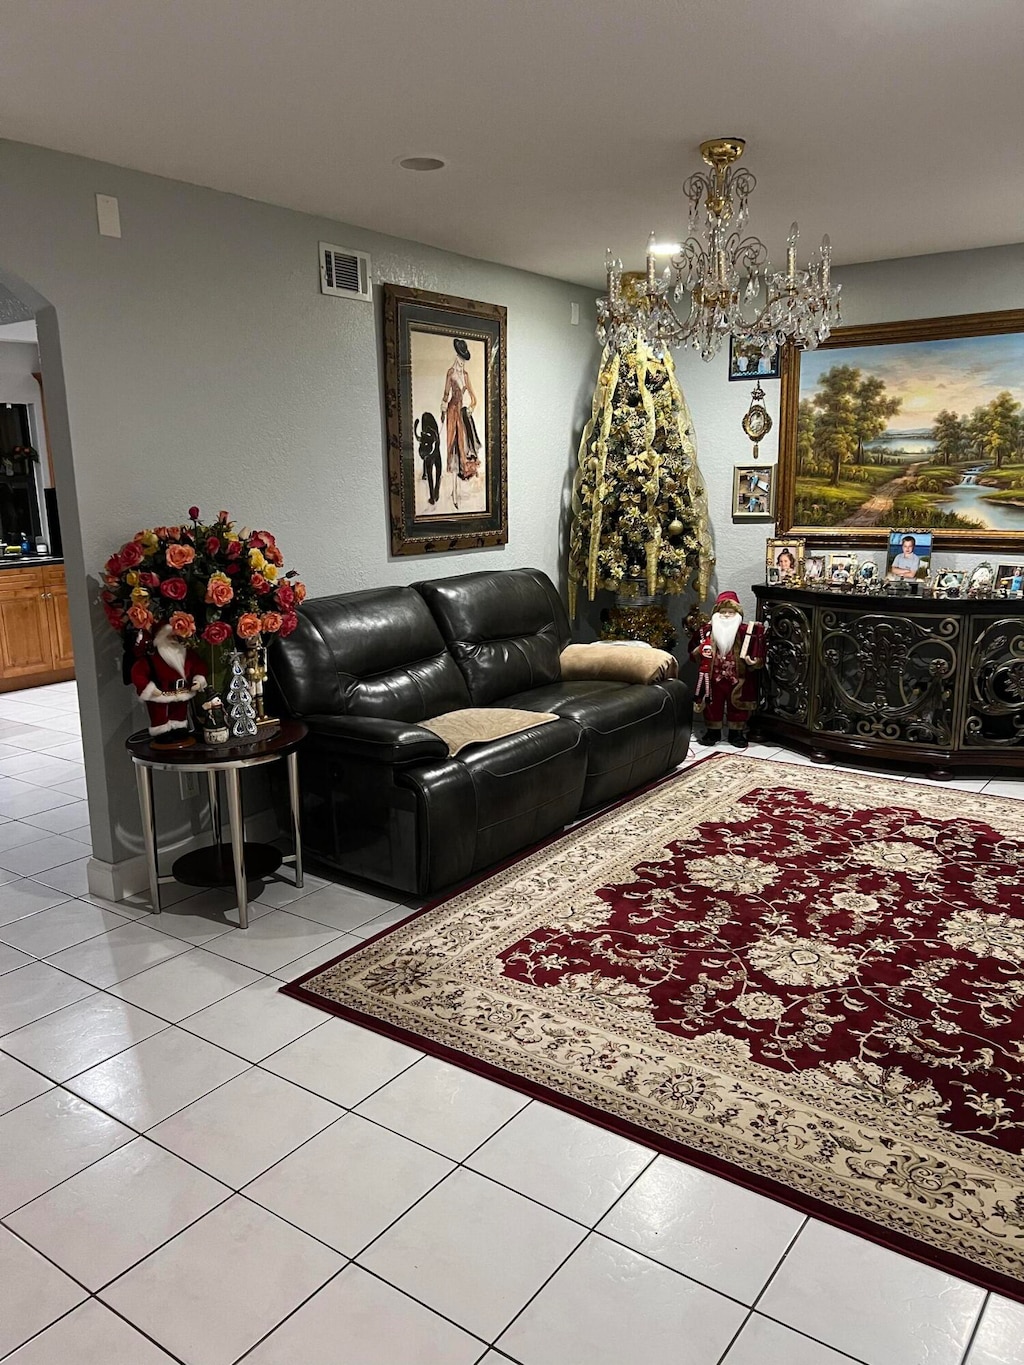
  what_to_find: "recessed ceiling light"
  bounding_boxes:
[396,156,447,172]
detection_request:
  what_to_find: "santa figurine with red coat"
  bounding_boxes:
[689,591,765,748]
[131,623,207,747]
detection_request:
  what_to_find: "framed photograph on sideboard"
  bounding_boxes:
[776,308,1024,553]
[765,536,804,584]
[885,529,932,581]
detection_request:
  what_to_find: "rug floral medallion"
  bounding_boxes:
[285,757,1024,1296]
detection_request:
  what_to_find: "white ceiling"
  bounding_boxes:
[1,0,1021,288]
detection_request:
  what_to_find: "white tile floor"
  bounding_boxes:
[0,681,1021,1363]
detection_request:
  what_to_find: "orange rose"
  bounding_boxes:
[165,543,195,569]
[127,604,154,630]
[236,612,262,640]
[293,581,307,603]
[168,611,196,638]
[260,611,283,634]
[205,573,234,607]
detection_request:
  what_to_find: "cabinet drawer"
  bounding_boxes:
[42,565,66,587]
[0,569,45,593]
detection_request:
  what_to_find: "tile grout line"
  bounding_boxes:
[1,905,404,1104]
[0,1209,198,1365]
[16,1074,510,1361]
[0,906,139,959]
[956,1289,989,1365]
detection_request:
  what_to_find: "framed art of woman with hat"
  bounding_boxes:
[383,284,508,556]
[442,336,481,485]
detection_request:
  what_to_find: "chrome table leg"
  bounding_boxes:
[223,767,249,929]
[134,762,161,914]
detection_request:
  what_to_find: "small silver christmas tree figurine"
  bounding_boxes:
[225,651,258,740]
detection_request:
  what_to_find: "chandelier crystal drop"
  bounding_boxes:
[596,137,841,362]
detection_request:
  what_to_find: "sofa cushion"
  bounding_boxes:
[415,567,571,706]
[458,719,587,872]
[396,719,586,890]
[501,678,684,810]
[271,585,471,722]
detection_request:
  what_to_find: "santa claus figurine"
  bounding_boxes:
[689,591,765,748]
[130,623,208,747]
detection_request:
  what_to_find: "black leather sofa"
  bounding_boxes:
[269,567,692,896]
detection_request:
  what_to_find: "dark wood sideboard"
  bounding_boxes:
[753,585,1024,778]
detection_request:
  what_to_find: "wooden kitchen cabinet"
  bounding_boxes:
[0,564,76,689]
[44,566,74,669]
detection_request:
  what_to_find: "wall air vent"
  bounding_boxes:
[319,242,372,301]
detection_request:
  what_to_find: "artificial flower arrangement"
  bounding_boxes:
[101,507,306,744]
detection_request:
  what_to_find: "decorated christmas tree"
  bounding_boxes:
[568,321,714,622]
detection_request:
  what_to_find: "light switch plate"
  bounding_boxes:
[96,194,122,238]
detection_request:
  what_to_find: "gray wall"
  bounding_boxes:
[0,139,598,875]
[674,242,1024,615]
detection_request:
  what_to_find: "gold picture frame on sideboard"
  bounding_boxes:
[776,308,1024,553]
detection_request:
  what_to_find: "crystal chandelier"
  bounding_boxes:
[597,137,841,361]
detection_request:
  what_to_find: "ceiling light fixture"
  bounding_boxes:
[396,156,447,172]
[597,137,841,361]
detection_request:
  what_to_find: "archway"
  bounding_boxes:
[0,263,119,893]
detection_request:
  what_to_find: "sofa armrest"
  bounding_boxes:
[304,714,449,765]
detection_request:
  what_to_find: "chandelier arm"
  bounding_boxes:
[682,172,711,204]
[727,168,757,201]
[726,232,769,266]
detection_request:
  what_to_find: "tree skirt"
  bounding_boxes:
[283,757,1024,1299]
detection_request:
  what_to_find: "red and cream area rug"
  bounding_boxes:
[283,756,1024,1298]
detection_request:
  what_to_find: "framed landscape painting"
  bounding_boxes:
[777,308,1024,551]
[383,284,507,556]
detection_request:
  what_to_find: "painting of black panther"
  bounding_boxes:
[414,411,442,505]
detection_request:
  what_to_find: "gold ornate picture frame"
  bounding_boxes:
[777,308,1024,552]
[383,284,508,556]
[765,536,804,584]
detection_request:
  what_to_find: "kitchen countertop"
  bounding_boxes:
[0,555,64,570]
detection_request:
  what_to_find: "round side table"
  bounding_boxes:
[126,720,308,929]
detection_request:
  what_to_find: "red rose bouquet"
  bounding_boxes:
[101,508,306,680]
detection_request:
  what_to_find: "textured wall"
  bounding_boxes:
[0,139,598,872]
